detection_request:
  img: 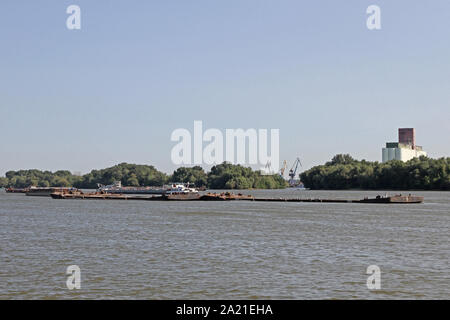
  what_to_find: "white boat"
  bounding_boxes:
[293,186,310,191]
[290,182,310,190]
[163,183,199,195]
[98,181,199,195]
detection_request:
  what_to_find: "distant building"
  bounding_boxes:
[398,128,416,149]
[382,128,427,162]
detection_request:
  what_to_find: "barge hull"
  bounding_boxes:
[50,192,424,204]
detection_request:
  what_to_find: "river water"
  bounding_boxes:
[0,189,448,299]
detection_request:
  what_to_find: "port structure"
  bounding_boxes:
[279,160,287,178]
[288,157,302,187]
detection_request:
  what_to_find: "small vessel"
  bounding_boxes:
[163,183,199,195]
[292,183,310,191]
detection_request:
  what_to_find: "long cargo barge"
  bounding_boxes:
[50,192,201,201]
[50,191,423,204]
[26,187,79,197]
[5,187,29,193]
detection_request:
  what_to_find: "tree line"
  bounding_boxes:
[0,162,287,190]
[2,156,449,190]
[300,154,450,190]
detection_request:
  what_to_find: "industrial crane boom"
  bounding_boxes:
[288,157,302,180]
[280,160,287,177]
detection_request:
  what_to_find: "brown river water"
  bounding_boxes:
[0,189,448,299]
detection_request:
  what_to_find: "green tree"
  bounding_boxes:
[0,177,9,188]
[207,162,286,189]
[126,174,140,187]
[171,166,207,187]
[300,155,450,191]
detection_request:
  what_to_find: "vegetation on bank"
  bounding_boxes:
[2,155,449,190]
[74,163,167,189]
[0,162,287,190]
[1,170,79,188]
[207,162,287,189]
[300,154,450,190]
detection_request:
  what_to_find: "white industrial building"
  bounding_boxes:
[382,128,427,163]
[382,143,427,162]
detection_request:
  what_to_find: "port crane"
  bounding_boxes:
[288,157,302,186]
[279,160,287,178]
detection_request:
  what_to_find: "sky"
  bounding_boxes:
[0,0,449,176]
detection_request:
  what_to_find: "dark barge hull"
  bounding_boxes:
[356,195,424,204]
[5,188,29,193]
[50,192,424,204]
[50,192,202,201]
[103,189,166,195]
[27,187,78,197]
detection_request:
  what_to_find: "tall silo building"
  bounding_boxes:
[382,128,427,162]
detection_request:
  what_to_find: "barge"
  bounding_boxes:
[97,181,199,195]
[50,191,202,201]
[357,194,424,204]
[5,187,29,193]
[50,191,424,204]
[26,187,79,197]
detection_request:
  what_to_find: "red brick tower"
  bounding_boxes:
[398,128,415,149]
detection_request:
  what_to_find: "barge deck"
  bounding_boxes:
[50,191,424,204]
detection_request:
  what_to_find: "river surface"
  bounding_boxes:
[0,189,448,299]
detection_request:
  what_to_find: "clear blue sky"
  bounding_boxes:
[1,0,449,175]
